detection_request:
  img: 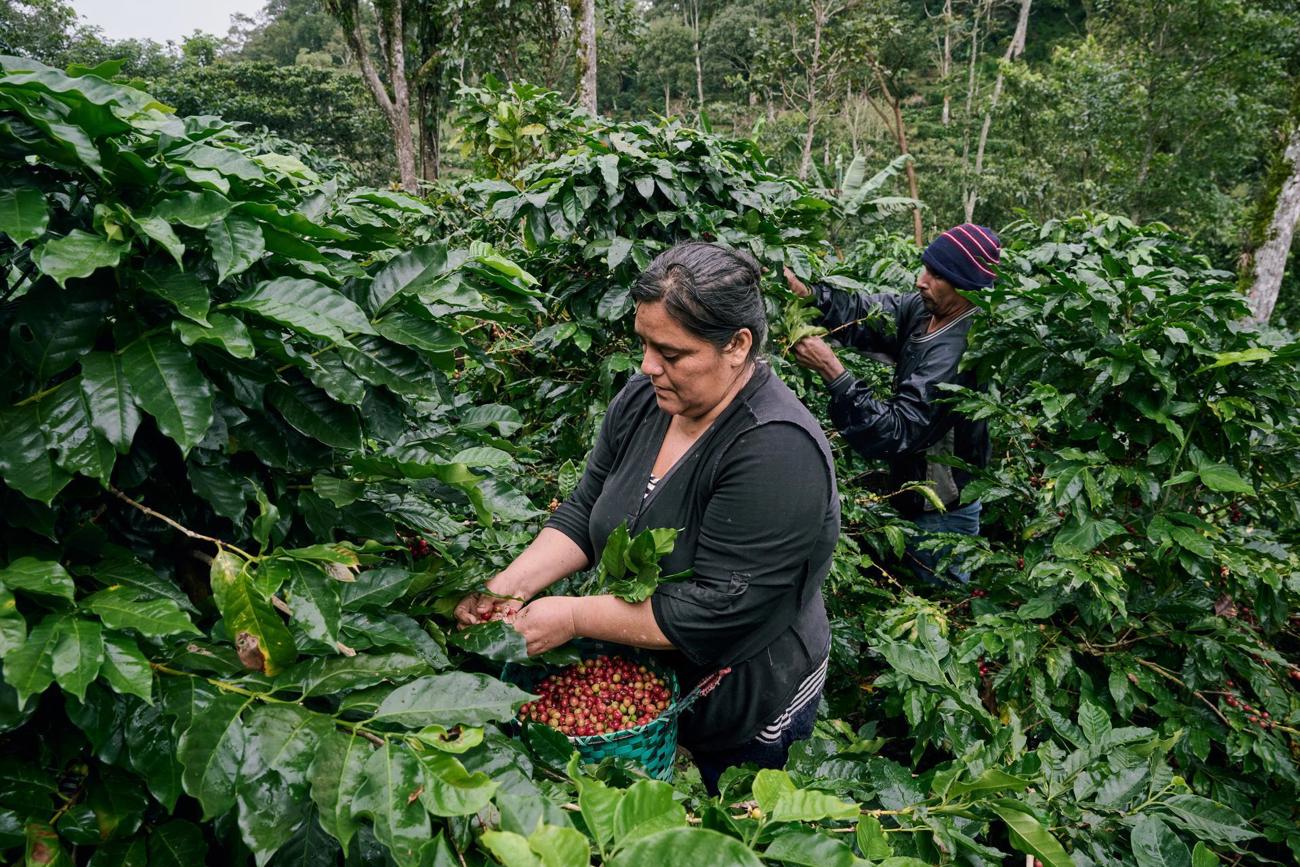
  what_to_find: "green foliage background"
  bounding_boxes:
[1,46,1299,867]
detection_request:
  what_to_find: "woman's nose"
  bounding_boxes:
[640,352,662,376]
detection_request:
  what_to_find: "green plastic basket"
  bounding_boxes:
[504,641,727,781]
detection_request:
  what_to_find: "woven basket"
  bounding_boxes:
[504,641,727,781]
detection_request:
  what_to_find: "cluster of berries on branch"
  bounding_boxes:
[519,655,670,737]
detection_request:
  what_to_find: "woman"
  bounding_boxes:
[455,242,840,792]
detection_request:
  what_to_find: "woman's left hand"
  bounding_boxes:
[512,596,579,656]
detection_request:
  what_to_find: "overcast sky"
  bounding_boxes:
[69,0,268,44]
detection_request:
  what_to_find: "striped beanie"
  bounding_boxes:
[921,224,1001,292]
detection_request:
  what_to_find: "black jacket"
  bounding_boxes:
[813,284,990,517]
[546,365,840,751]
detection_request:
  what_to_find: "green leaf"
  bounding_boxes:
[878,642,948,688]
[43,378,116,485]
[152,190,233,229]
[528,825,590,867]
[139,270,211,324]
[947,768,1031,796]
[460,404,523,436]
[374,308,465,353]
[369,242,451,310]
[763,827,859,867]
[267,381,363,450]
[1191,842,1219,867]
[285,561,341,647]
[80,352,142,453]
[986,801,1074,867]
[481,831,541,867]
[770,788,859,823]
[599,523,631,581]
[0,404,71,503]
[82,586,199,637]
[1195,347,1271,372]
[752,769,796,815]
[308,731,370,855]
[607,828,763,867]
[2,613,59,709]
[10,282,108,380]
[596,154,620,196]
[100,633,153,702]
[370,672,533,728]
[242,703,332,786]
[147,820,209,867]
[338,336,432,397]
[0,585,25,656]
[229,277,375,345]
[0,187,48,243]
[342,567,417,611]
[125,704,185,809]
[32,229,124,287]
[25,822,72,867]
[1131,815,1191,867]
[350,741,431,867]
[417,752,498,816]
[1160,795,1259,845]
[175,313,256,359]
[612,779,686,844]
[206,215,265,283]
[120,333,215,456]
[1196,463,1254,495]
[1078,700,1112,745]
[51,616,104,702]
[294,651,431,698]
[0,557,75,601]
[210,550,296,675]
[130,214,185,265]
[177,691,249,819]
[856,815,893,860]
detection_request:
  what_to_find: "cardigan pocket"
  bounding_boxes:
[661,572,750,611]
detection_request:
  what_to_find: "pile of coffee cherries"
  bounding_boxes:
[518,655,671,737]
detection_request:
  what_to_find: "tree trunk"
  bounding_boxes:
[963,0,1030,221]
[694,38,705,109]
[941,0,953,126]
[797,1,827,181]
[574,0,597,114]
[1248,123,1300,324]
[325,0,418,192]
[665,82,671,117]
[868,68,923,246]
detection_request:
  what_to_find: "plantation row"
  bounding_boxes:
[1,58,1298,866]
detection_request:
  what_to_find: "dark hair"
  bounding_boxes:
[631,242,767,361]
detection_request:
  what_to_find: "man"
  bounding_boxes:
[784,223,999,583]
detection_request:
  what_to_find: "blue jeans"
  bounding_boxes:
[907,500,982,585]
[691,696,820,796]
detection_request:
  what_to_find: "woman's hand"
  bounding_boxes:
[453,584,525,627]
[512,596,579,656]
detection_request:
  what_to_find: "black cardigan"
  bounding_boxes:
[546,364,840,751]
[813,285,991,516]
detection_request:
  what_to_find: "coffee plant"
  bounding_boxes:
[2,60,1298,866]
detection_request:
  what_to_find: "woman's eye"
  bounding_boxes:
[660,353,679,363]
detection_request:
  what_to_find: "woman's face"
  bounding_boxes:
[634,301,750,420]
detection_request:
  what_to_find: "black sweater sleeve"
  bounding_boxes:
[824,339,961,459]
[812,283,906,356]
[650,422,831,668]
[543,382,635,563]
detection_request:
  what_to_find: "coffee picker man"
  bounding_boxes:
[784,224,1000,583]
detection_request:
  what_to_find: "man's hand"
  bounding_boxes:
[792,334,847,382]
[783,266,811,297]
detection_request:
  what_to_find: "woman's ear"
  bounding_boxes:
[727,328,753,362]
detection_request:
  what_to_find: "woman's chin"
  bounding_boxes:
[653,391,681,413]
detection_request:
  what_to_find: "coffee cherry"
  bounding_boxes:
[520,656,670,737]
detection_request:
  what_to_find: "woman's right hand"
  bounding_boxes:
[453,583,525,626]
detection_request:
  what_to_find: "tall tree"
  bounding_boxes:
[1248,121,1300,324]
[573,0,598,112]
[322,0,418,191]
[962,0,1031,220]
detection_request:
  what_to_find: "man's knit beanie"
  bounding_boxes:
[921,224,1002,292]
